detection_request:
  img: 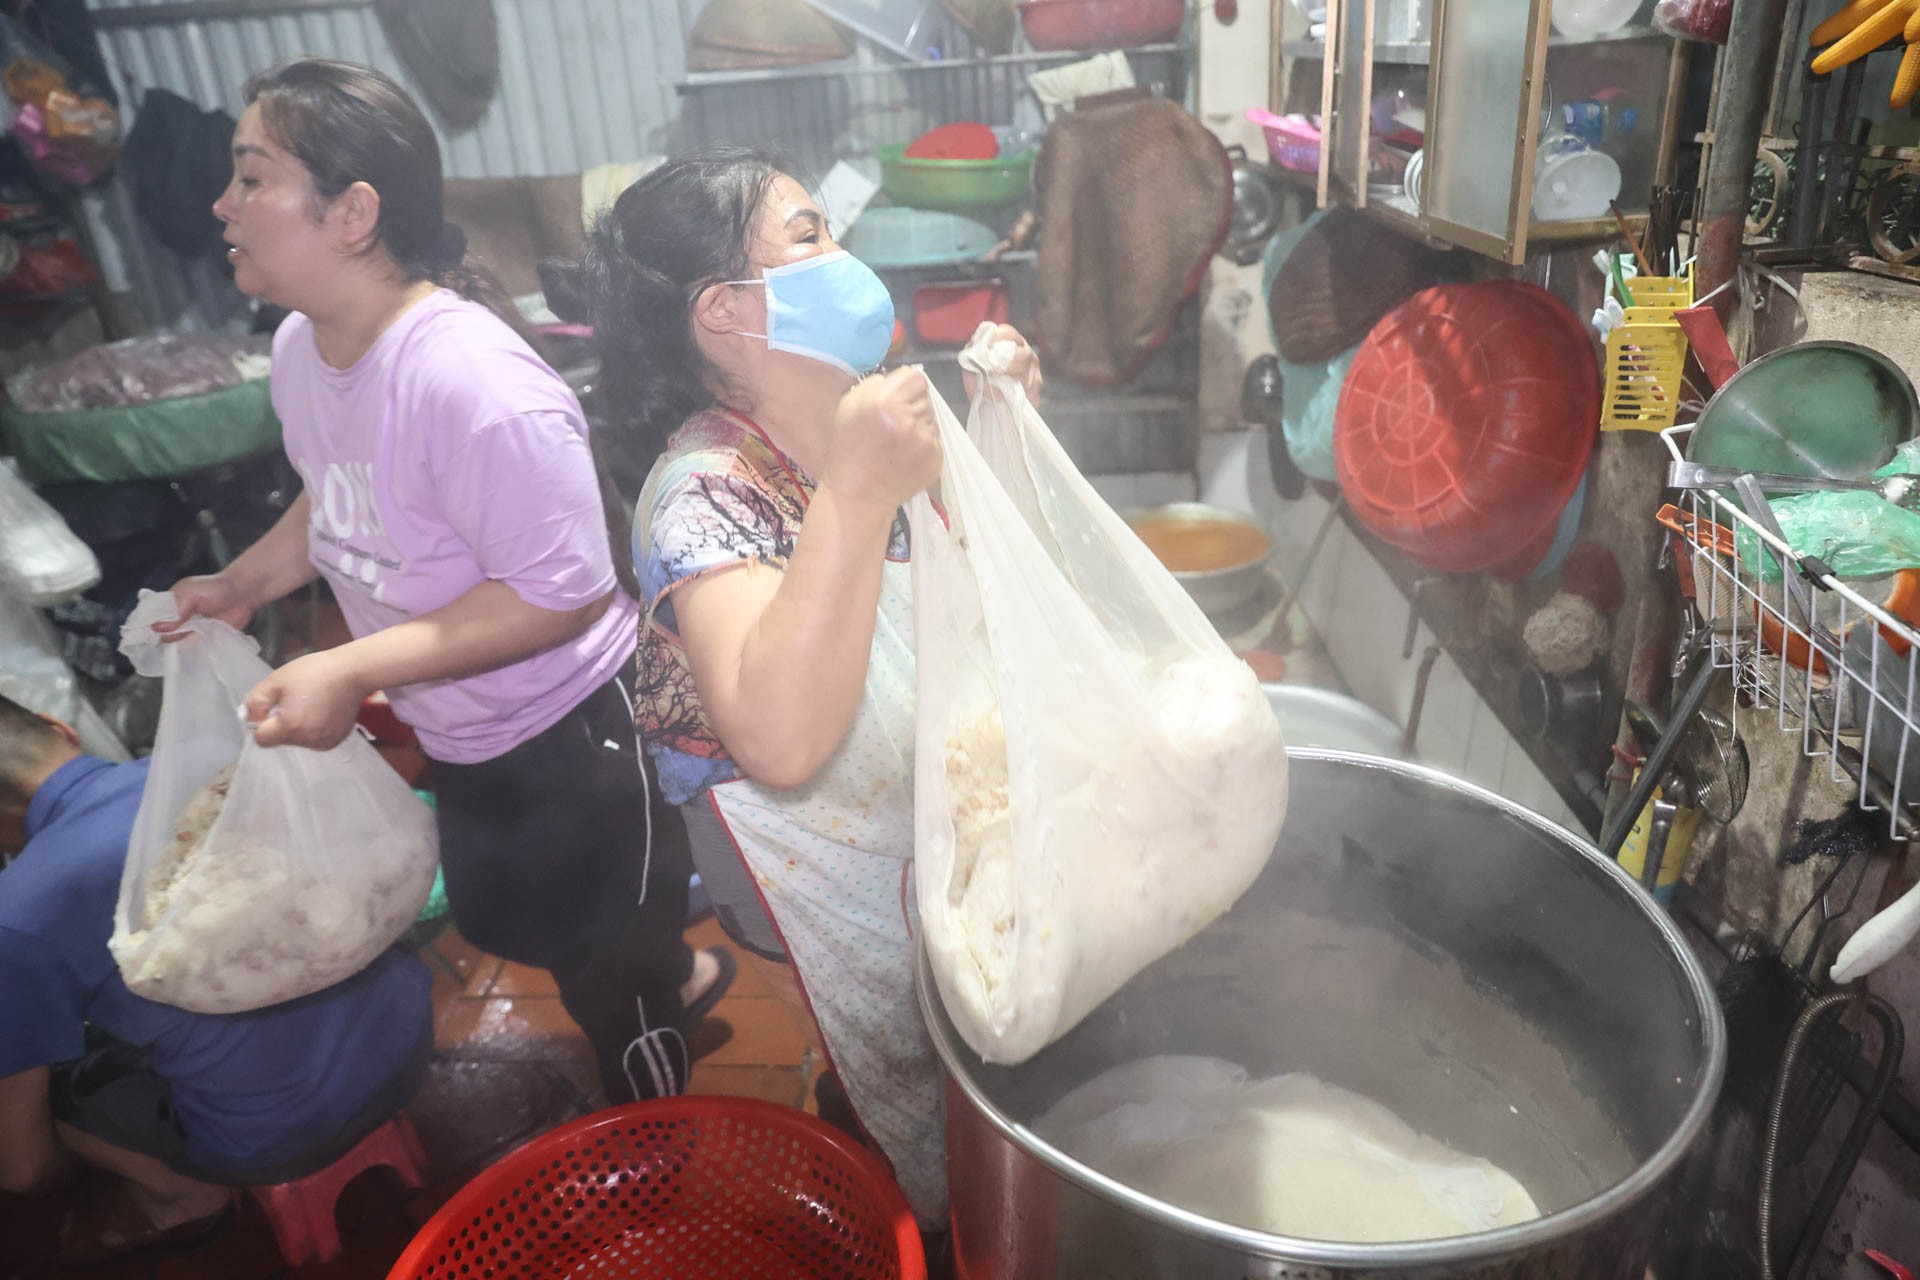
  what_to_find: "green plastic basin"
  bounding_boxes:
[877,144,1034,209]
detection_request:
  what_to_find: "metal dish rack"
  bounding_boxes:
[1659,424,1920,838]
[673,36,1202,478]
[675,43,1193,181]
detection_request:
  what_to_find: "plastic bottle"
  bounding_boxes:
[1560,97,1639,150]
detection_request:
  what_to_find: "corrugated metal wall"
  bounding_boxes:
[82,0,706,329]
[87,0,698,179]
[78,0,994,328]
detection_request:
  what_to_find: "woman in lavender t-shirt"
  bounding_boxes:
[157,59,730,1102]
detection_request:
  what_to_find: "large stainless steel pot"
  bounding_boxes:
[919,751,1725,1279]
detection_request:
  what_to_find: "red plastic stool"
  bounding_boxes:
[248,1113,428,1266]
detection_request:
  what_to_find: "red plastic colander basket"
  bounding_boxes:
[386,1097,925,1280]
[1333,280,1599,577]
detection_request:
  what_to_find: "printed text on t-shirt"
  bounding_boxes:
[305,460,405,604]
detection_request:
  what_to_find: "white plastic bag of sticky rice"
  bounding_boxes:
[111,590,438,1013]
[908,328,1289,1065]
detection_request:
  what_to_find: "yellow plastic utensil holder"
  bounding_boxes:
[1602,269,1694,432]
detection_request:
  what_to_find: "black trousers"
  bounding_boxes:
[430,673,696,1103]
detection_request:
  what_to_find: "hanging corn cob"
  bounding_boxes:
[1812,0,1890,44]
[1809,0,1920,105]
[1899,42,1920,107]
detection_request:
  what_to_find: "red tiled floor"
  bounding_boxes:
[420,930,488,988]
[458,959,504,1000]
[691,996,812,1068]
[538,1048,608,1112]
[406,1060,591,1177]
[487,961,560,998]
[686,1063,810,1109]
[446,996,586,1060]
[430,994,485,1053]
[683,917,729,951]
[149,1200,286,1280]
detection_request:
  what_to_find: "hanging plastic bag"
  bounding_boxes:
[1,16,120,145]
[0,14,120,186]
[112,590,438,1013]
[1736,439,1920,581]
[0,458,97,604]
[1278,345,1356,483]
[1652,0,1732,44]
[908,327,1288,1066]
[0,586,126,760]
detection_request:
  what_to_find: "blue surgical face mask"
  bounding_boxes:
[727,250,895,378]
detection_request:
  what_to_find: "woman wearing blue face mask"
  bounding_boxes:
[557,148,1041,1230]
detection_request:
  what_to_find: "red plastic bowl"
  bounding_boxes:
[905,122,998,161]
[1333,281,1598,574]
[1016,0,1186,50]
[387,1097,924,1280]
[913,281,1010,345]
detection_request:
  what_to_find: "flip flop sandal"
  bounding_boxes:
[55,1180,236,1268]
[683,946,737,1026]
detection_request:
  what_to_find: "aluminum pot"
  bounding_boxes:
[919,751,1725,1279]
[1124,502,1274,618]
[1263,683,1407,759]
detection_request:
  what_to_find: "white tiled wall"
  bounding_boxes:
[1194,0,1279,434]
[1203,429,1590,835]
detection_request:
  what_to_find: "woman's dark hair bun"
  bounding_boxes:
[559,147,784,600]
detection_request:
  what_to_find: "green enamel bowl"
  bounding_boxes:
[1687,340,1918,480]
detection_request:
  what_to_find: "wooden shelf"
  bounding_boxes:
[1355,191,1430,241]
[1283,37,1431,66]
[1281,163,1652,252]
[1282,25,1664,68]
[1530,212,1650,244]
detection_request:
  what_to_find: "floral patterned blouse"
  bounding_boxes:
[632,407,909,806]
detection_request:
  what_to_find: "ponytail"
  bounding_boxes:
[545,148,782,604]
[427,223,544,356]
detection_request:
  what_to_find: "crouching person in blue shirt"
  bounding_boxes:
[0,694,434,1266]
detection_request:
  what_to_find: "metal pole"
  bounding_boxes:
[1787,71,1829,246]
[1696,0,1793,309]
[1818,59,1868,241]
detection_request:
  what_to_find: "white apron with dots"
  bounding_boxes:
[703,551,946,1224]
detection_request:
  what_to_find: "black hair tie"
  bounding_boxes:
[429,220,467,274]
